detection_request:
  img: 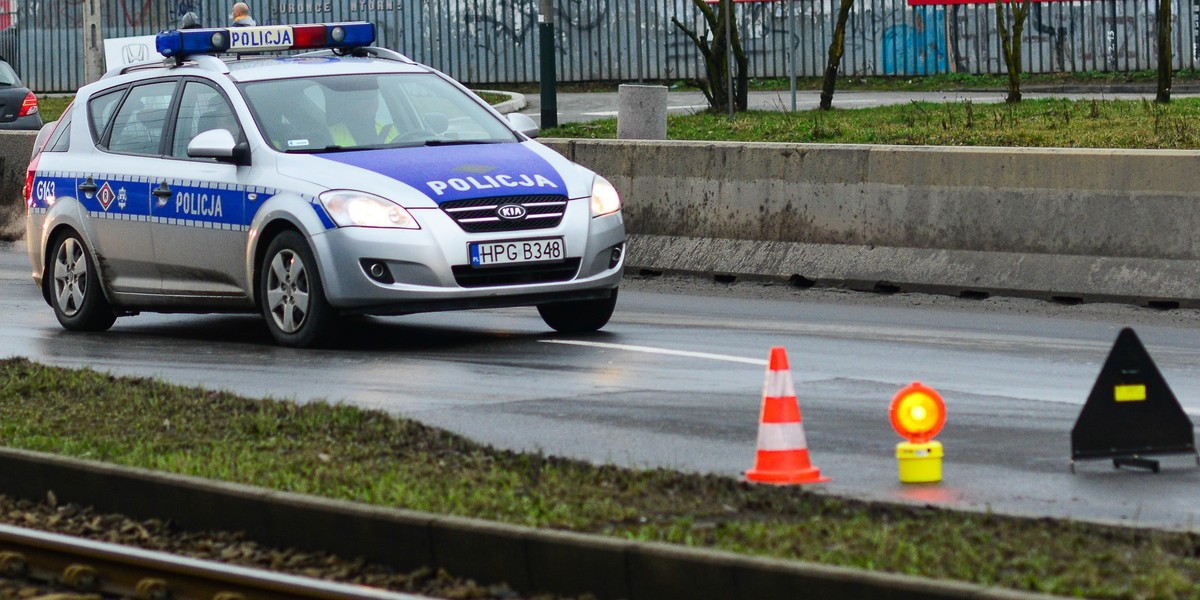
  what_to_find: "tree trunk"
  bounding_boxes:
[671,0,748,114]
[996,0,1030,104]
[1157,0,1172,103]
[820,0,855,110]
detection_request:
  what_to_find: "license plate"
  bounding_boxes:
[470,237,565,267]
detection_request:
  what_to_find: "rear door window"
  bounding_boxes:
[105,81,178,156]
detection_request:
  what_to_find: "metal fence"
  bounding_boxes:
[6,0,1198,92]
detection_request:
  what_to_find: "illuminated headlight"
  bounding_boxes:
[319,190,419,229]
[590,175,621,217]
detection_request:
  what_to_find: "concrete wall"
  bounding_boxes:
[544,139,1200,306]
[0,131,34,241]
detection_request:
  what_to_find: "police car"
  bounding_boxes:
[25,22,624,347]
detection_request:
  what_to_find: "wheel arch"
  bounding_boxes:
[250,218,306,310]
[245,194,333,309]
[40,223,116,309]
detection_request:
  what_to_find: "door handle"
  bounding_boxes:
[152,182,172,199]
[77,177,97,195]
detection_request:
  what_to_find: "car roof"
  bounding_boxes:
[105,52,433,89]
[221,54,432,82]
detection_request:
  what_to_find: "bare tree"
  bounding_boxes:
[819,0,856,110]
[671,0,749,113]
[996,0,1031,103]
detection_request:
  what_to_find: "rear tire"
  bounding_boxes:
[538,288,618,333]
[259,230,335,348]
[48,231,116,332]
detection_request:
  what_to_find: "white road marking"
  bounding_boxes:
[540,339,767,366]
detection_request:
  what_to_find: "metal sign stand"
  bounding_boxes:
[726,0,734,121]
[789,0,797,111]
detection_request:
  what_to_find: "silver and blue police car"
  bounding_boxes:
[25,22,624,347]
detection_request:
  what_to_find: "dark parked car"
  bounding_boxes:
[0,57,40,130]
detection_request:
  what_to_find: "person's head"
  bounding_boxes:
[179,12,201,29]
[231,2,250,18]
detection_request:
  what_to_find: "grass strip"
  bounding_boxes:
[2,357,1199,598]
[546,97,1200,149]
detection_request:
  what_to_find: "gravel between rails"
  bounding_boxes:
[0,494,590,600]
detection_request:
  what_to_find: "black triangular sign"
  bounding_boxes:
[1071,328,1195,461]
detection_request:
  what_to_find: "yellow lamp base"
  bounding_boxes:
[896,441,943,483]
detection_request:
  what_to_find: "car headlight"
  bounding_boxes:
[590,175,621,218]
[319,190,419,229]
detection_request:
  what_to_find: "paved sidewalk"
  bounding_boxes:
[508,87,1200,126]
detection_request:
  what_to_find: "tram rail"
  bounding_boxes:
[0,522,430,600]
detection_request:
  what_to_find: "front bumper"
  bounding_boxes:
[309,199,625,315]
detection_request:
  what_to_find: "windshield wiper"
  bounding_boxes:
[422,140,502,147]
[286,144,370,154]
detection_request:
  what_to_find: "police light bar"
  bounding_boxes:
[157,22,376,59]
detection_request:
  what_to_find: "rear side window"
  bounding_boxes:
[45,103,74,152]
[88,88,124,143]
[105,81,177,156]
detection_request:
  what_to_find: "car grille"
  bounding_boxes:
[440,195,568,233]
[452,258,581,288]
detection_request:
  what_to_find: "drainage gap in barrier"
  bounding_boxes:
[959,290,990,300]
[1147,300,1180,310]
[638,269,663,278]
[789,275,815,289]
[1052,296,1083,305]
[714,274,737,284]
[873,282,901,294]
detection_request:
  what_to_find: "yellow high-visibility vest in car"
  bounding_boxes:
[329,121,400,146]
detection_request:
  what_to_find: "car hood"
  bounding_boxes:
[278,142,581,209]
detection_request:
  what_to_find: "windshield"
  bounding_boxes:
[239,73,518,153]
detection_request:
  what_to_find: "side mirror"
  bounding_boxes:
[188,129,250,165]
[507,113,539,139]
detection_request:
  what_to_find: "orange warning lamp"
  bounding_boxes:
[889,382,946,483]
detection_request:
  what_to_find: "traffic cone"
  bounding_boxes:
[745,347,830,484]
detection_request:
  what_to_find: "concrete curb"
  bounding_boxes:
[0,447,1064,600]
[624,234,1200,307]
[476,89,526,114]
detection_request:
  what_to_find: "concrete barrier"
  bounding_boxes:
[0,131,35,241]
[544,139,1200,306]
[6,131,1200,307]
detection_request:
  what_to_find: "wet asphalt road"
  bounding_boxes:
[7,240,1200,530]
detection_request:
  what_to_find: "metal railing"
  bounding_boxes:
[6,0,1196,92]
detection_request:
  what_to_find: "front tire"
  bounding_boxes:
[48,231,116,332]
[259,231,334,348]
[538,288,618,333]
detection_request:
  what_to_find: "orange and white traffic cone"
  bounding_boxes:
[745,347,830,485]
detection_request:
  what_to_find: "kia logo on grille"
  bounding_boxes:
[496,204,527,220]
